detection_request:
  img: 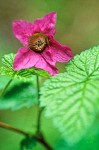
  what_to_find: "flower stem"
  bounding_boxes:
[36,75,40,103]
[36,75,43,133]
[0,122,53,150]
[1,79,13,97]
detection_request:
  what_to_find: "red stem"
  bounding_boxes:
[0,122,53,150]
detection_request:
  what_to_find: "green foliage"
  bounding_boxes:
[55,118,99,150]
[0,53,49,110]
[0,53,50,81]
[0,53,33,81]
[0,76,37,110]
[21,136,37,150]
[28,67,50,78]
[40,46,99,144]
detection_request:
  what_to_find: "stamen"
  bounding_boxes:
[29,33,49,53]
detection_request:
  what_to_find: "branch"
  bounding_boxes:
[34,134,53,150]
[0,122,53,150]
[0,122,29,136]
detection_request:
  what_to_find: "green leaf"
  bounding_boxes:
[0,53,33,81]
[21,136,37,150]
[0,76,37,110]
[29,67,50,78]
[0,53,50,81]
[40,46,99,144]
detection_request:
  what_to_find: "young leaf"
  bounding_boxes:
[0,53,50,81]
[28,67,50,78]
[21,136,37,150]
[40,46,99,144]
[0,76,37,110]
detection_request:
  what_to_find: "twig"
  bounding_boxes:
[35,135,53,150]
[0,122,53,150]
[0,122,29,136]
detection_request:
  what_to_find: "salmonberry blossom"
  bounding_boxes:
[13,12,73,75]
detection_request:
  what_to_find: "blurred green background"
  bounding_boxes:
[0,0,99,150]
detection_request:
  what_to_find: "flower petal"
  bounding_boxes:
[42,37,73,63]
[13,47,40,70]
[13,12,57,44]
[13,46,58,76]
[13,20,34,44]
[33,12,57,36]
[34,56,58,76]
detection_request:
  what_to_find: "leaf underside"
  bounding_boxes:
[40,46,99,144]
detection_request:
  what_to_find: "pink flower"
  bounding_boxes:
[13,12,73,76]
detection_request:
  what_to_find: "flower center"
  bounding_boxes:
[29,33,49,53]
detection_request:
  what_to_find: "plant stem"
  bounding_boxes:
[0,122,29,136]
[36,75,43,133]
[37,107,44,133]
[36,135,53,150]
[35,76,53,149]
[1,79,13,97]
[36,75,40,102]
[0,122,53,150]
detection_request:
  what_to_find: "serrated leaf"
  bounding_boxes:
[29,67,50,78]
[0,76,37,110]
[0,53,34,81]
[0,53,50,81]
[40,46,99,144]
